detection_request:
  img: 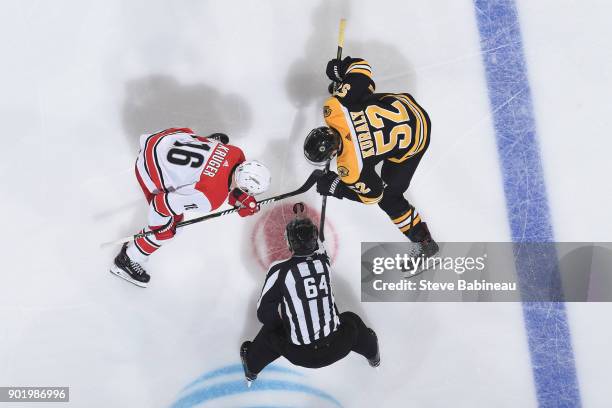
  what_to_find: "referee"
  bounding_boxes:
[240,213,380,384]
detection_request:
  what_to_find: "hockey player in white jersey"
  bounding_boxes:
[110,127,271,287]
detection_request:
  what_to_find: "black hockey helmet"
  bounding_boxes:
[304,126,341,165]
[286,217,319,256]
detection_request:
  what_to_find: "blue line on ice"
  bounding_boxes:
[473,0,581,407]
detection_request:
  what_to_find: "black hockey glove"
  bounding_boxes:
[208,133,229,144]
[316,171,345,199]
[326,57,352,82]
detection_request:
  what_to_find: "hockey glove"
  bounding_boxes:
[151,214,184,241]
[316,171,345,199]
[326,57,352,82]
[228,188,259,217]
[208,133,229,144]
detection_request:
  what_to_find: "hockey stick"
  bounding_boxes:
[319,18,346,242]
[101,169,324,248]
[331,18,347,93]
[319,161,331,242]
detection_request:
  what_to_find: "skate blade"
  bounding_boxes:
[109,266,148,288]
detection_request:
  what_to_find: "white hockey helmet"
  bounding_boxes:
[233,160,271,196]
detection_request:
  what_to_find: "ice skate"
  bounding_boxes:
[240,341,257,386]
[403,222,439,279]
[109,244,151,288]
[368,329,381,368]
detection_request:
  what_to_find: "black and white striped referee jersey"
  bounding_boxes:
[256,251,341,345]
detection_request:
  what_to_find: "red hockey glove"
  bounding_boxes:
[228,188,259,217]
[151,214,184,241]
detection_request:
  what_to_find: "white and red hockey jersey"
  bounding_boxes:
[134,128,245,227]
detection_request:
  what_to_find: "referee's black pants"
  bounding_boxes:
[245,311,378,374]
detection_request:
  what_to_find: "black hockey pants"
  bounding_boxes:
[246,312,378,374]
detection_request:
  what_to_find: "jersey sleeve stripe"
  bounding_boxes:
[151,194,161,216]
[152,137,166,190]
[144,134,166,191]
[347,68,372,78]
[153,193,172,218]
[347,62,371,71]
[151,194,160,215]
[358,192,383,204]
[347,61,371,72]
[163,193,178,216]
[346,60,372,78]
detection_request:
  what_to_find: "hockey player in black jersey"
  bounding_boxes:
[240,214,379,385]
[305,57,438,258]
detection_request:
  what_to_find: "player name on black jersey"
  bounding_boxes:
[350,110,376,158]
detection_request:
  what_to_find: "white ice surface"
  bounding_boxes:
[0,1,610,407]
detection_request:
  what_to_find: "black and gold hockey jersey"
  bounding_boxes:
[324,58,431,204]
